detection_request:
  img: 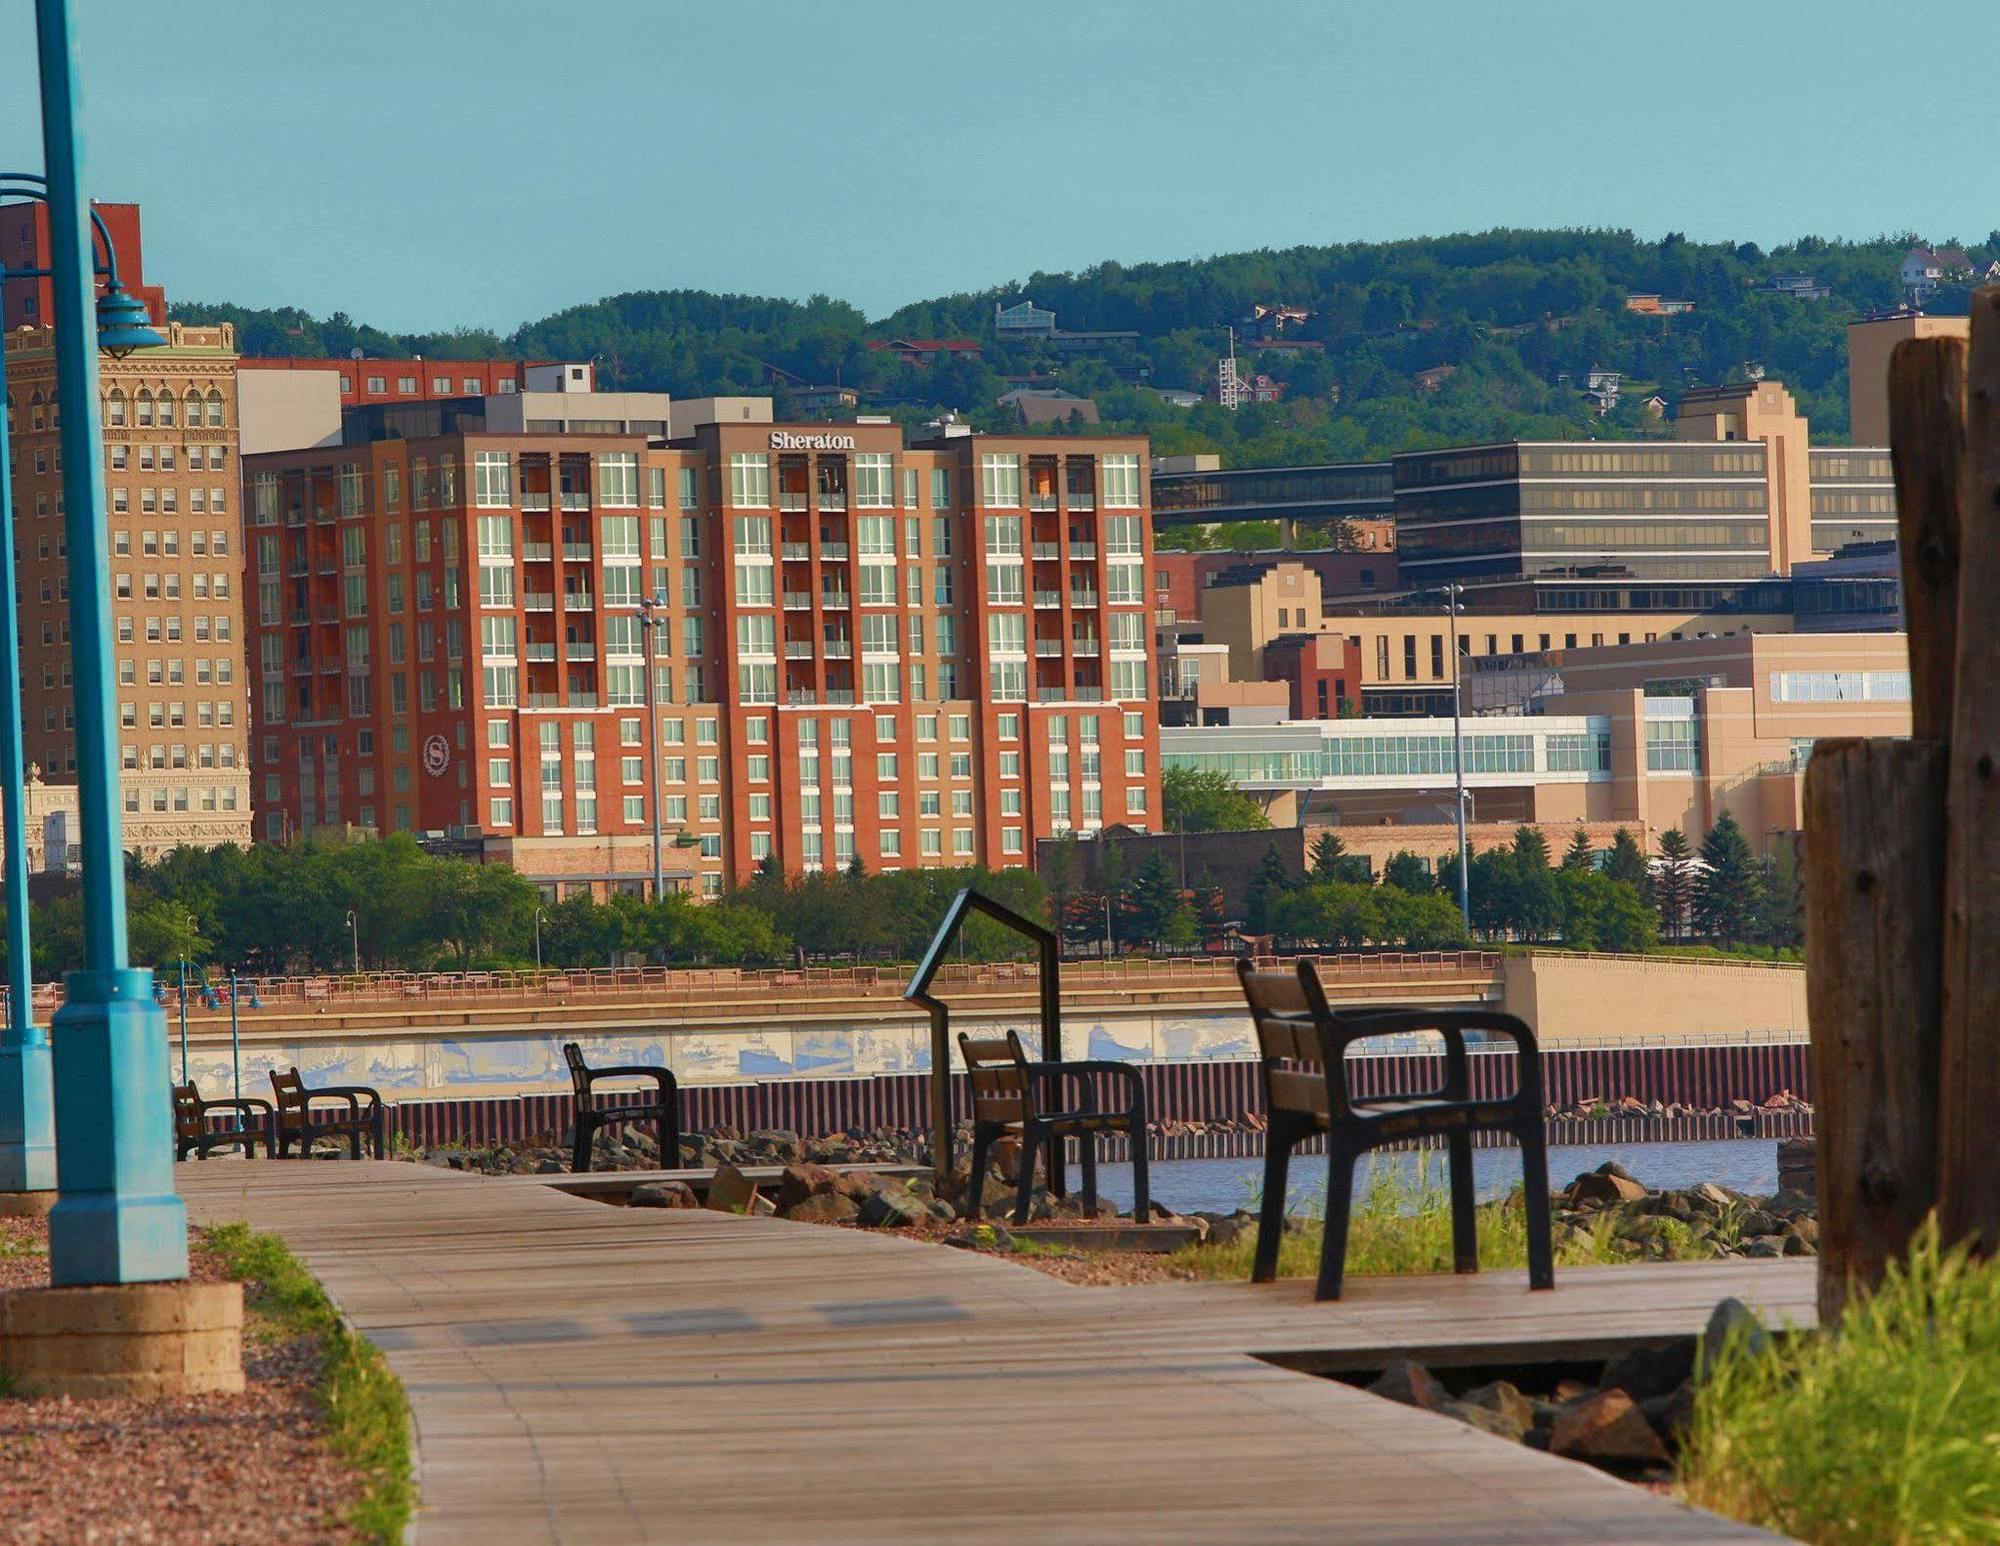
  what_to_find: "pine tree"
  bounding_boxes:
[1752,837,1804,954]
[1242,842,1297,934]
[1122,851,1183,946]
[1653,828,1695,940]
[1309,831,1348,877]
[1381,851,1434,894]
[1561,827,1595,870]
[1604,828,1648,890]
[1190,867,1227,944]
[1694,811,1764,947]
[1510,827,1560,942]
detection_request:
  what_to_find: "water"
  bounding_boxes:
[1081,1138,1781,1216]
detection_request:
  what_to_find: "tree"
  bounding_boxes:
[1561,828,1596,870]
[1376,886,1470,949]
[1694,811,1764,947]
[1604,828,1649,890]
[1242,842,1297,934]
[1753,836,1804,954]
[1380,851,1434,894]
[1189,867,1227,945]
[1271,882,1382,948]
[1121,851,1184,946]
[1161,765,1269,833]
[1509,826,1561,942]
[1309,830,1370,883]
[1652,829,1695,941]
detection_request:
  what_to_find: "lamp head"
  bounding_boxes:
[95,284,166,358]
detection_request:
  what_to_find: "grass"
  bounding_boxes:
[1679,1219,2000,1544]
[203,1223,414,1543]
[1166,1156,1723,1280]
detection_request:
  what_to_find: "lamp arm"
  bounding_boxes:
[0,175,127,287]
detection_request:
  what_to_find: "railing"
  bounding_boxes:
[1029,495,1059,512]
[524,643,556,662]
[821,591,851,608]
[562,543,594,562]
[1034,639,1063,657]
[563,592,594,610]
[822,639,853,659]
[560,492,590,511]
[565,643,596,661]
[781,542,811,561]
[819,542,850,560]
[1072,638,1100,656]
[784,641,816,659]
[523,593,555,612]
[1033,590,1063,608]
[1066,491,1095,511]
[817,493,847,512]
[779,492,809,512]
[783,592,813,610]
[1070,590,1099,608]
[521,542,553,563]
[1069,541,1097,560]
[521,492,552,511]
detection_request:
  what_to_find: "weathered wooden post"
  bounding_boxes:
[1804,330,1963,1319]
[1940,291,2000,1253]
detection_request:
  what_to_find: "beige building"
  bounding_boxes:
[1847,312,1968,449]
[3,321,252,856]
[1672,381,1815,575]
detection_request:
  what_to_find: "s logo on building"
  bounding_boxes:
[422,735,452,777]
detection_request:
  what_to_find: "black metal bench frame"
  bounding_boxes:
[1237,958,1554,1301]
[270,1066,387,1159]
[959,1028,1150,1225]
[563,1041,680,1174]
[172,1082,274,1160]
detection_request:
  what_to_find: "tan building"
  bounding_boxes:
[1672,381,1814,575]
[3,321,251,856]
[1163,632,1911,859]
[1847,312,1968,449]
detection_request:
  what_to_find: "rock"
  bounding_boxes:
[925,1199,958,1222]
[775,1163,842,1212]
[1548,1388,1669,1465]
[1205,1217,1255,1249]
[704,1162,759,1215]
[787,1192,860,1225]
[1367,1359,1448,1412]
[1553,1377,1595,1403]
[1738,1235,1786,1258]
[1687,1182,1734,1216]
[629,1180,700,1210]
[857,1187,924,1228]
[536,1158,564,1175]
[1736,1208,1782,1238]
[1461,1380,1535,1435]
[749,1193,778,1217]
[1568,1170,1647,1206]
[1599,1341,1695,1403]
[1640,1383,1695,1442]
[1698,1298,1772,1379]
[1444,1399,1528,1442]
[1786,1216,1820,1249]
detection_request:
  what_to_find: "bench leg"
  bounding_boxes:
[965,1127,992,1222]
[1519,1117,1555,1291]
[1252,1116,1295,1284]
[1077,1130,1098,1214]
[1128,1119,1150,1223]
[571,1115,594,1175]
[1447,1129,1478,1275]
[1315,1142,1356,1302]
[1011,1127,1041,1225]
[662,1108,681,1170]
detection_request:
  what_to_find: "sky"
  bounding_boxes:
[1,0,1995,336]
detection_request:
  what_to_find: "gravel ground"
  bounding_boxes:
[0,1217,367,1545]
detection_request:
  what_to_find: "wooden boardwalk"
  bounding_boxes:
[179,1163,1812,1544]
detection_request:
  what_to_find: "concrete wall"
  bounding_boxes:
[1501,950,1806,1043]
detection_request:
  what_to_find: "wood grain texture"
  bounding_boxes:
[177,1161,1812,1545]
[1941,287,2000,1253]
[1889,335,1966,742]
[1803,737,1947,1320]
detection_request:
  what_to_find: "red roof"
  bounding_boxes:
[866,338,983,354]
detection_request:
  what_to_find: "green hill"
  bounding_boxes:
[175,228,1993,467]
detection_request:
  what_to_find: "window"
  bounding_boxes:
[854,453,895,508]
[727,452,771,508]
[1101,453,1141,508]
[473,451,512,507]
[597,452,639,507]
[980,454,1021,508]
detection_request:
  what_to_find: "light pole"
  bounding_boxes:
[533,907,546,970]
[35,0,188,1284]
[0,176,155,1208]
[634,591,667,899]
[345,910,360,974]
[1446,582,1470,928]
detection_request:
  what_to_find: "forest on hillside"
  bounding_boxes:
[175,228,1994,469]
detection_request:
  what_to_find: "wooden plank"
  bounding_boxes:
[1942,285,2000,1254]
[1889,334,1967,741]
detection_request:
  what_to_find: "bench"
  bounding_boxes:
[1236,958,1553,1300]
[958,1029,1150,1224]
[270,1067,387,1159]
[563,1042,680,1173]
[171,1082,273,1160]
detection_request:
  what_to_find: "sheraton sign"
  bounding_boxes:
[769,430,857,451]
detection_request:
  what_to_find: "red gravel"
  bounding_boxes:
[0,1218,370,1544]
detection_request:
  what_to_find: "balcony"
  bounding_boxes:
[566,643,596,662]
[563,591,594,611]
[1031,542,1061,560]
[1029,494,1059,512]
[781,542,812,561]
[784,641,816,659]
[820,591,851,609]
[520,491,552,512]
[1034,639,1063,657]
[526,692,565,709]
[560,492,590,512]
[822,639,853,659]
[1033,590,1063,609]
[562,542,594,562]
[783,591,813,610]
[779,492,809,513]
[817,493,847,513]
[1066,490,1095,511]
[521,542,553,563]
[1071,638,1101,657]
[524,593,555,612]
[525,643,556,663]
[1070,589,1100,608]
[1068,541,1097,561]
[824,689,856,705]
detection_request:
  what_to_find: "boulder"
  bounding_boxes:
[1640,1383,1695,1442]
[628,1180,700,1210]
[857,1187,925,1229]
[1698,1298,1771,1379]
[786,1192,859,1225]
[1786,1216,1820,1250]
[1599,1341,1695,1403]
[1568,1170,1647,1207]
[1444,1399,1528,1442]
[1687,1182,1734,1217]
[775,1163,842,1212]
[1738,1235,1786,1259]
[1367,1359,1448,1412]
[1548,1389,1669,1465]
[704,1162,759,1215]
[1460,1380,1535,1435]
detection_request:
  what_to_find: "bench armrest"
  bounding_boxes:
[300,1084,382,1113]
[576,1064,674,1090]
[1022,1059,1145,1116]
[205,1096,273,1119]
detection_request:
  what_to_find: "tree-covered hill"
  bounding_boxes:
[175,227,1993,465]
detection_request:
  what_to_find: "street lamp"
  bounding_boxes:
[1446,582,1471,929]
[30,0,188,1285]
[533,907,546,971]
[345,910,360,975]
[0,174,162,1209]
[634,591,668,899]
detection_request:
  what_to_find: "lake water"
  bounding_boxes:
[1081,1138,1782,1216]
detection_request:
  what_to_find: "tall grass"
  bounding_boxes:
[1680,1219,2000,1544]
[1169,1155,1702,1279]
[205,1223,414,1543]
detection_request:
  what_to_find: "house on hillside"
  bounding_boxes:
[994,299,1058,339]
[1412,364,1457,392]
[1007,392,1100,427]
[1624,294,1697,316]
[865,338,983,367]
[1901,245,1974,303]
[1239,303,1312,340]
[1764,273,1831,301]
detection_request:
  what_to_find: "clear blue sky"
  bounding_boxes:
[2,0,1993,335]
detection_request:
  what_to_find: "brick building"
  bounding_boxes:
[0,199,166,331]
[243,418,1161,897]
[237,356,544,407]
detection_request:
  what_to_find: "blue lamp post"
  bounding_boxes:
[0,173,159,1205]
[31,0,187,1284]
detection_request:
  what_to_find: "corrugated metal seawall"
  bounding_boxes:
[381,1041,1811,1150]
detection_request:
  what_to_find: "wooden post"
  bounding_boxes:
[1940,288,2000,1253]
[1804,738,1947,1321]
[1888,335,1966,741]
